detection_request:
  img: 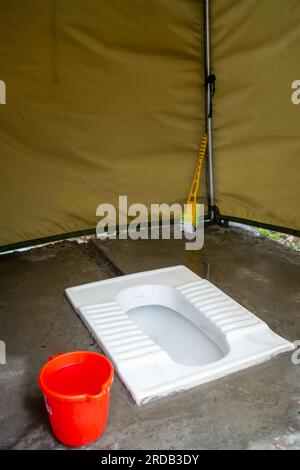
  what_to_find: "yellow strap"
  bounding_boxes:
[187,133,208,204]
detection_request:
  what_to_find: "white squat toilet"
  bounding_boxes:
[66,266,294,405]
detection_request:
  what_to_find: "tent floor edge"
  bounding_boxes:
[0,216,214,255]
[212,209,300,238]
[0,228,96,255]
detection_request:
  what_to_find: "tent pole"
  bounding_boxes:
[204,0,215,222]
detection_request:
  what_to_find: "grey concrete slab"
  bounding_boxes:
[0,227,300,449]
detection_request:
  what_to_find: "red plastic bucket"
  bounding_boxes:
[39,351,114,446]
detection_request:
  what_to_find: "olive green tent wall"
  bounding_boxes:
[0,0,300,249]
[212,0,300,232]
[0,0,205,248]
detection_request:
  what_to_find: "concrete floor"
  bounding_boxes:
[0,225,300,450]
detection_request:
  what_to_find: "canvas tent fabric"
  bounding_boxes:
[212,0,300,232]
[0,0,204,247]
[0,0,299,249]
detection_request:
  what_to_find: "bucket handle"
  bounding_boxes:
[86,386,110,400]
[48,352,63,361]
